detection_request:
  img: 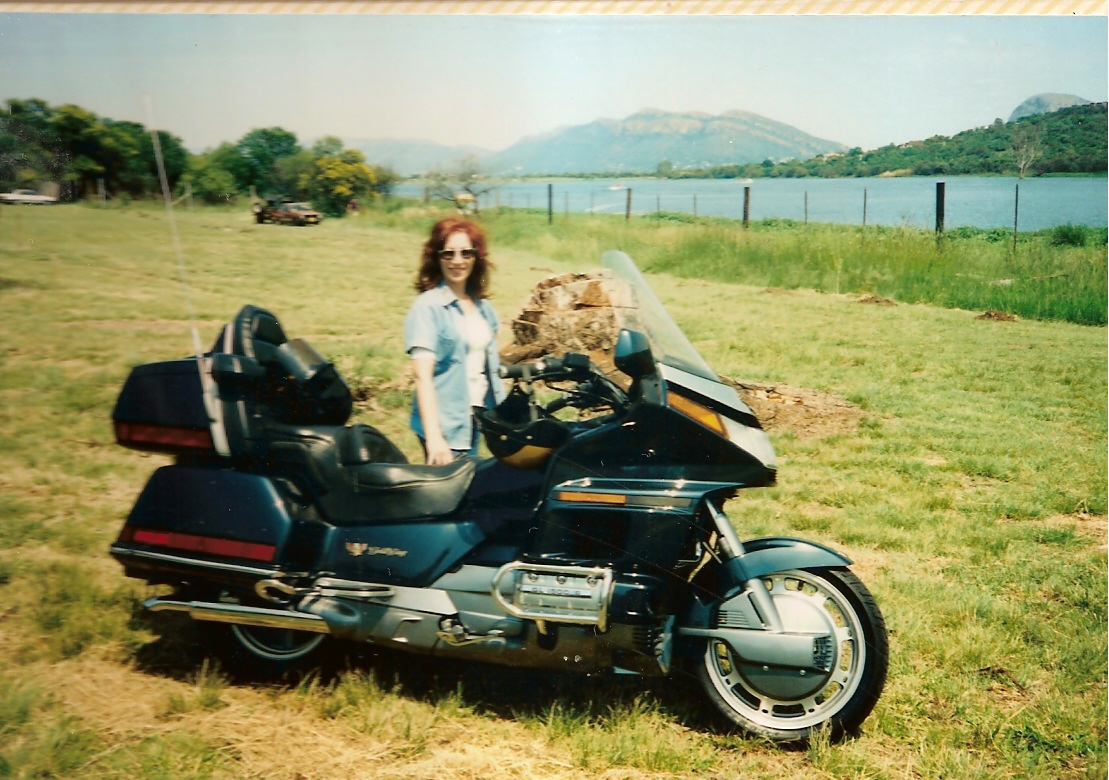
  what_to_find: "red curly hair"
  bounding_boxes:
[415,218,493,298]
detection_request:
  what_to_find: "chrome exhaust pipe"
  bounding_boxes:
[144,597,331,634]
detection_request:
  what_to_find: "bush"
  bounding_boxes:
[1050,224,1089,248]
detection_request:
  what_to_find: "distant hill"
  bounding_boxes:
[679,102,1107,180]
[481,108,847,176]
[347,138,490,177]
[1009,93,1092,122]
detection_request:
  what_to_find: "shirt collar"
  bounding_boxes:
[431,281,476,310]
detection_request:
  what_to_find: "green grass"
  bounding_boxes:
[0,202,1104,779]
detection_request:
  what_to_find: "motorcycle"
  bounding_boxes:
[109,250,888,743]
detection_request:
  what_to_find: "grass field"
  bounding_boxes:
[0,202,1105,780]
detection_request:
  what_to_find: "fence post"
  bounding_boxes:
[547,184,553,225]
[804,191,808,225]
[862,188,868,227]
[693,194,698,218]
[656,193,661,216]
[742,186,750,230]
[935,181,946,244]
[625,188,632,222]
[1012,183,1020,256]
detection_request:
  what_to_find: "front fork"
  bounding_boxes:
[705,501,784,633]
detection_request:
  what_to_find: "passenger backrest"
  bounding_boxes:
[231,305,287,364]
[206,306,287,459]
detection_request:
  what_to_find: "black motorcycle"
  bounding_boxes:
[110,250,888,743]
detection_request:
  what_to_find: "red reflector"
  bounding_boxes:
[131,528,276,563]
[115,421,213,450]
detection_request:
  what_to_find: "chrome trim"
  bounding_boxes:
[144,597,331,634]
[313,577,455,614]
[110,544,278,578]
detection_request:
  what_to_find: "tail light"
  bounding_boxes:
[114,421,213,453]
[117,525,276,563]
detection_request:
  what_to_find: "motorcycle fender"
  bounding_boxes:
[737,536,852,581]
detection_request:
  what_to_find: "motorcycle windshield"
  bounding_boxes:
[602,250,719,383]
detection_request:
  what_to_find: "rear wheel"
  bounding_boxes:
[200,621,327,680]
[696,568,888,743]
[231,624,325,663]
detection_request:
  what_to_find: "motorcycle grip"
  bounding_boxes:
[500,357,563,379]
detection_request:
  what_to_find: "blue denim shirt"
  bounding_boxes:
[404,284,506,450]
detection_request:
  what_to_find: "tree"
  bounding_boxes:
[50,103,105,197]
[311,135,344,158]
[100,120,148,195]
[1010,125,1041,179]
[426,155,496,214]
[0,99,60,192]
[271,150,315,200]
[233,127,300,193]
[305,148,376,217]
[185,150,238,204]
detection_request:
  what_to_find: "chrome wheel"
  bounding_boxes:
[697,568,887,741]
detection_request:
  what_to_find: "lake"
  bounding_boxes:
[394,176,1108,231]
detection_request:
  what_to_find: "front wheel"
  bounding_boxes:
[696,568,888,743]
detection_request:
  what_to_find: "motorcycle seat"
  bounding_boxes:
[264,423,477,525]
[327,458,478,526]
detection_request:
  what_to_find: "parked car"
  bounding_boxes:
[272,202,322,226]
[252,198,322,226]
[0,188,58,205]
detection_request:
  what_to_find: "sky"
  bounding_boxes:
[1,13,1106,154]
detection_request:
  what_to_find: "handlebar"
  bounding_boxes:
[500,353,591,380]
[499,353,628,418]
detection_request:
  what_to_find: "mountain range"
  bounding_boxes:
[351,94,1093,178]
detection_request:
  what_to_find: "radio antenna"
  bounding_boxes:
[143,94,230,455]
[143,93,204,360]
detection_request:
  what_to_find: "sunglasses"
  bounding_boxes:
[438,248,478,262]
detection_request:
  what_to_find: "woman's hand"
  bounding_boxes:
[424,434,454,465]
[412,357,455,464]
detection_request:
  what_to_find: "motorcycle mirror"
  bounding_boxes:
[614,329,656,378]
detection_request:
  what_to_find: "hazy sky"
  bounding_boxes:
[2,14,1106,154]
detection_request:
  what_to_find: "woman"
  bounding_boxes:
[404,218,506,464]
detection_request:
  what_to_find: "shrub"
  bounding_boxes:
[1050,224,1089,248]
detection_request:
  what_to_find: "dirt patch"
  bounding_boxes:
[856,294,897,307]
[724,379,865,439]
[977,309,1019,322]
[1046,512,1108,551]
